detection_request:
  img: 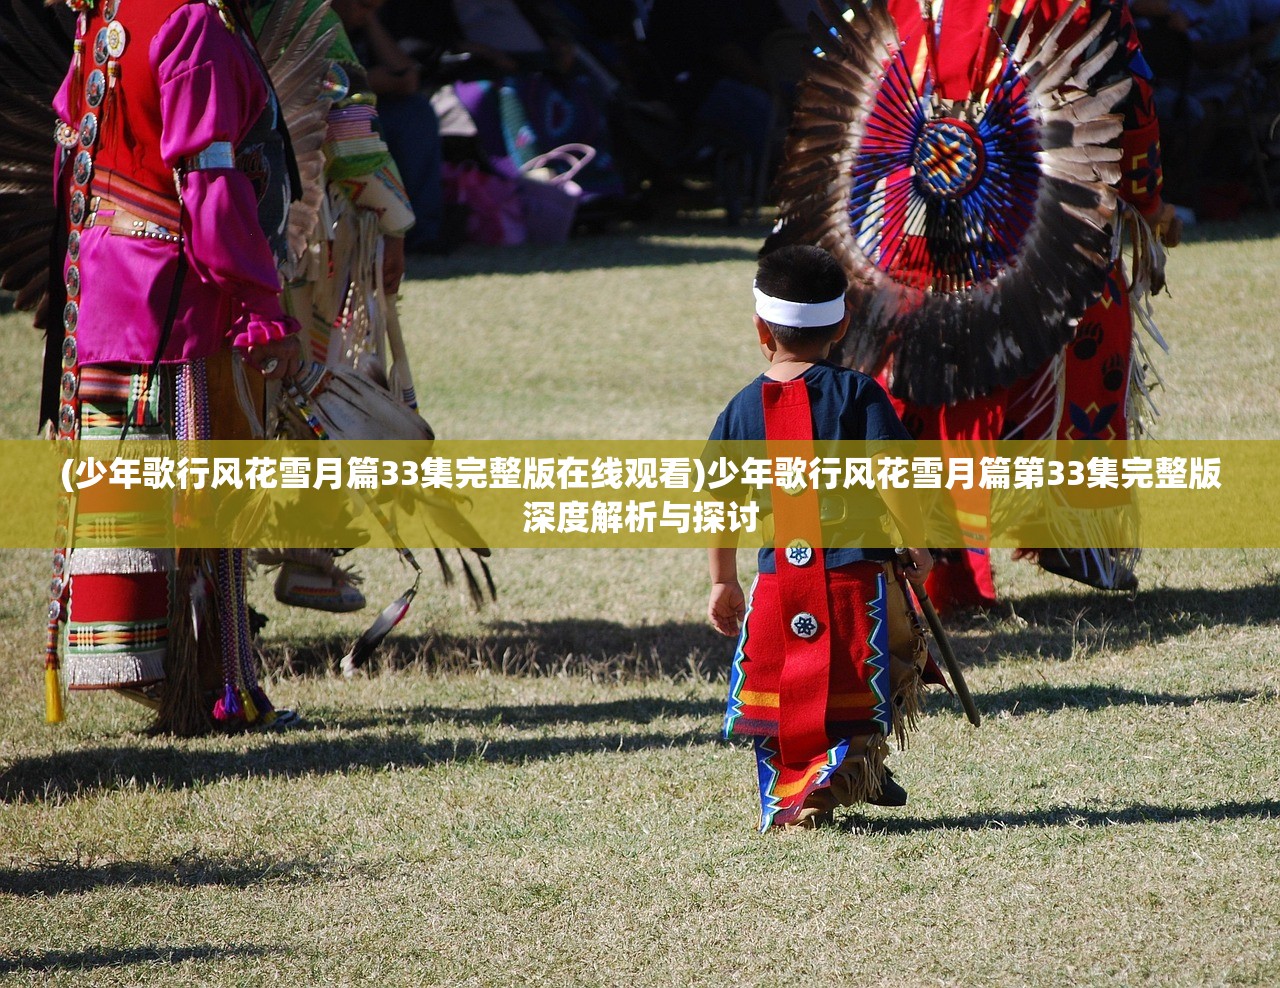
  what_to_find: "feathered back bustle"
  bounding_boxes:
[767,0,1134,405]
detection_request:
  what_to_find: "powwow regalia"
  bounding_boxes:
[250,0,412,613]
[0,0,493,725]
[710,352,940,830]
[0,0,333,732]
[248,0,496,623]
[726,558,933,829]
[764,0,1171,604]
[251,0,413,398]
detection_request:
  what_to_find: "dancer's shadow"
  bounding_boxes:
[0,943,276,976]
[947,581,1280,666]
[326,695,722,732]
[266,580,1280,681]
[0,722,718,804]
[975,683,1267,716]
[265,618,727,680]
[839,798,1280,834]
[0,854,326,897]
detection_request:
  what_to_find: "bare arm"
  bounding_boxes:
[707,546,746,636]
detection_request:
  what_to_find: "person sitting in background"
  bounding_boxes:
[545,0,647,89]
[643,0,786,222]
[1133,0,1205,214]
[333,0,451,253]
[373,0,572,167]
[1162,0,1280,215]
[1171,0,1280,105]
[380,0,635,224]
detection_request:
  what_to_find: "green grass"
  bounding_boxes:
[1,215,1279,986]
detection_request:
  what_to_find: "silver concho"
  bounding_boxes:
[67,229,81,261]
[73,149,93,186]
[66,265,80,297]
[55,121,78,148]
[103,0,120,20]
[79,112,98,148]
[63,305,79,338]
[58,404,76,435]
[93,26,109,65]
[47,599,62,622]
[52,552,66,576]
[69,190,86,225]
[60,371,78,400]
[86,69,106,108]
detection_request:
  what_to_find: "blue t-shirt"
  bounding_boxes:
[707,361,910,572]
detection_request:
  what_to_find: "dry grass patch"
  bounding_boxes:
[1,217,1279,986]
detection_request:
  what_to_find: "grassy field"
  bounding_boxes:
[0,214,1278,987]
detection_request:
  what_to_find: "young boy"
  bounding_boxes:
[707,245,935,831]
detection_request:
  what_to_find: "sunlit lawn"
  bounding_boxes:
[0,214,1277,986]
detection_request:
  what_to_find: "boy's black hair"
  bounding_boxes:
[755,245,848,346]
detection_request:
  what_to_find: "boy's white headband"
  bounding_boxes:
[753,286,846,328]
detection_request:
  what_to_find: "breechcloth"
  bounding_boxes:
[727,561,934,829]
[723,377,926,829]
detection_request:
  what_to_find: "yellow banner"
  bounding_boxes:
[2,439,1273,549]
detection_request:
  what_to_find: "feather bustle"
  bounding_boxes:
[764,0,1136,404]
